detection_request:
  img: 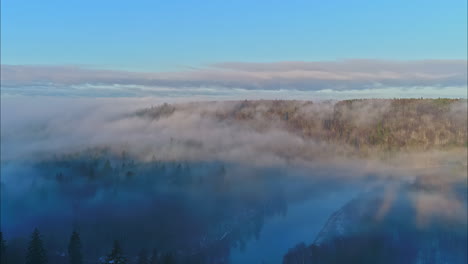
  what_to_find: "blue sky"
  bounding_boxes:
[2,0,467,71]
[1,0,467,98]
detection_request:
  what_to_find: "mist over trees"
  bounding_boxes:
[1,99,466,264]
[283,180,468,264]
[26,229,47,264]
[1,229,189,264]
[68,231,82,264]
[1,232,6,264]
[2,99,466,164]
[137,98,467,152]
[104,240,126,264]
[136,249,148,264]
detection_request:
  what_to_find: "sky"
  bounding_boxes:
[1,0,467,98]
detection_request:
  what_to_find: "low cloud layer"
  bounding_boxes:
[2,98,466,173]
[1,59,466,98]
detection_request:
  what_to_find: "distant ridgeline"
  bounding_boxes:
[136,99,467,154]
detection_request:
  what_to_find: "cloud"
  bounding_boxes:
[1,59,466,97]
[2,97,466,170]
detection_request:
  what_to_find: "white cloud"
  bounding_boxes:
[1,59,466,98]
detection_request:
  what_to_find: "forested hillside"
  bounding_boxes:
[1,98,466,264]
[137,99,467,154]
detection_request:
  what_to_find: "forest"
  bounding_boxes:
[1,99,466,264]
[137,98,467,154]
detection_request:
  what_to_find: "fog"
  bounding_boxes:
[0,97,357,165]
[1,97,466,263]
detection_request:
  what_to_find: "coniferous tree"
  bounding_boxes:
[104,240,126,264]
[25,229,47,264]
[1,232,6,264]
[149,249,159,264]
[161,253,174,264]
[136,249,148,264]
[103,160,112,175]
[67,231,82,264]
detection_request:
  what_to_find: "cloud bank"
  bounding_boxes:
[2,98,466,174]
[1,59,466,98]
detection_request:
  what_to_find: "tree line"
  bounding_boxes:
[0,230,176,264]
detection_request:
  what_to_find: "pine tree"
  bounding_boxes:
[25,229,47,264]
[149,249,159,264]
[104,240,126,264]
[161,253,174,264]
[1,232,7,264]
[103,160,112,174]
[136,249,148,264]
[68,231,82,264]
